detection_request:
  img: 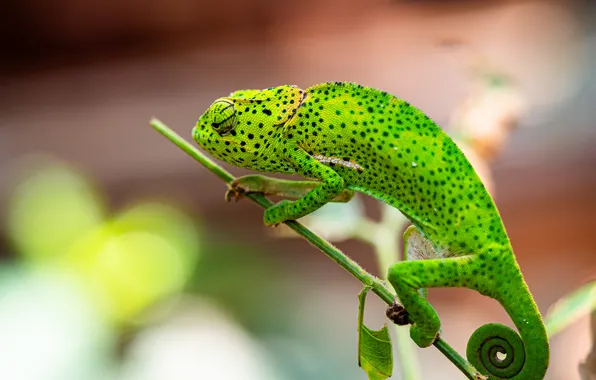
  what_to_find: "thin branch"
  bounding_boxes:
[353,213,422,380]
[149,117,480,380]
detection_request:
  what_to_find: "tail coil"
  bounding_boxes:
[466,323,526,379]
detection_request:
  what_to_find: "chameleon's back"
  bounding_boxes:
[295,82,509,257]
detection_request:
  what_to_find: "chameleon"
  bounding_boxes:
[192,82,549,379]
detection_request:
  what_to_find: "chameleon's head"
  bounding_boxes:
[193,86,305,171]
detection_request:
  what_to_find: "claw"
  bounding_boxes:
[225,181,246,203]
[224,189,242,202]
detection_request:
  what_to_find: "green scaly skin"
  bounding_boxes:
[192,82,549,379]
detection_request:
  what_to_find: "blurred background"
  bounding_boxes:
[1,0,595,379]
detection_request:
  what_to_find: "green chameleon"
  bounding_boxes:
[192,82,549,379]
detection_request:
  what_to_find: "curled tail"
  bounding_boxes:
[466,277,549,379]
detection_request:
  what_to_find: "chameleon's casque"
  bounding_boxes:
[193,82,549,379]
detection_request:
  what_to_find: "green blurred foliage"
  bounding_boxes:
[7,160,201,324]
[9,163,105,262]
[0,266,115,380]
[1,158,359,380]
[188,236,297,335]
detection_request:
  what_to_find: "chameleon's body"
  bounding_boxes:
[192,82,549,379]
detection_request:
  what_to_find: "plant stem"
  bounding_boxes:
[150,118,392,301]
[353,214,422,380]
[149,118,479,380]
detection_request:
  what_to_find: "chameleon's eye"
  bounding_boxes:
[210,100,237,135]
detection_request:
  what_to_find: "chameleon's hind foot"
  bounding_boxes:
[264,200,293,226]
[410,324,440,347]
[386,302,440,347]
[386,302,412,326]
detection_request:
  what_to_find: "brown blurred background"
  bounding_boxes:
[0,1,595,379]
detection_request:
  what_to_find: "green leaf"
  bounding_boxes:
[358,286,393,380]
[545,281,596,337]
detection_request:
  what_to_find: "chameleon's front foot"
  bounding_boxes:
[264,200,294,226]
[225,187,243,203]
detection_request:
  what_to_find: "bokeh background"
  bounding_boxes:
[1,0,595,379]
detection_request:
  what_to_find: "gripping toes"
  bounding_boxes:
[388,255,473,349]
